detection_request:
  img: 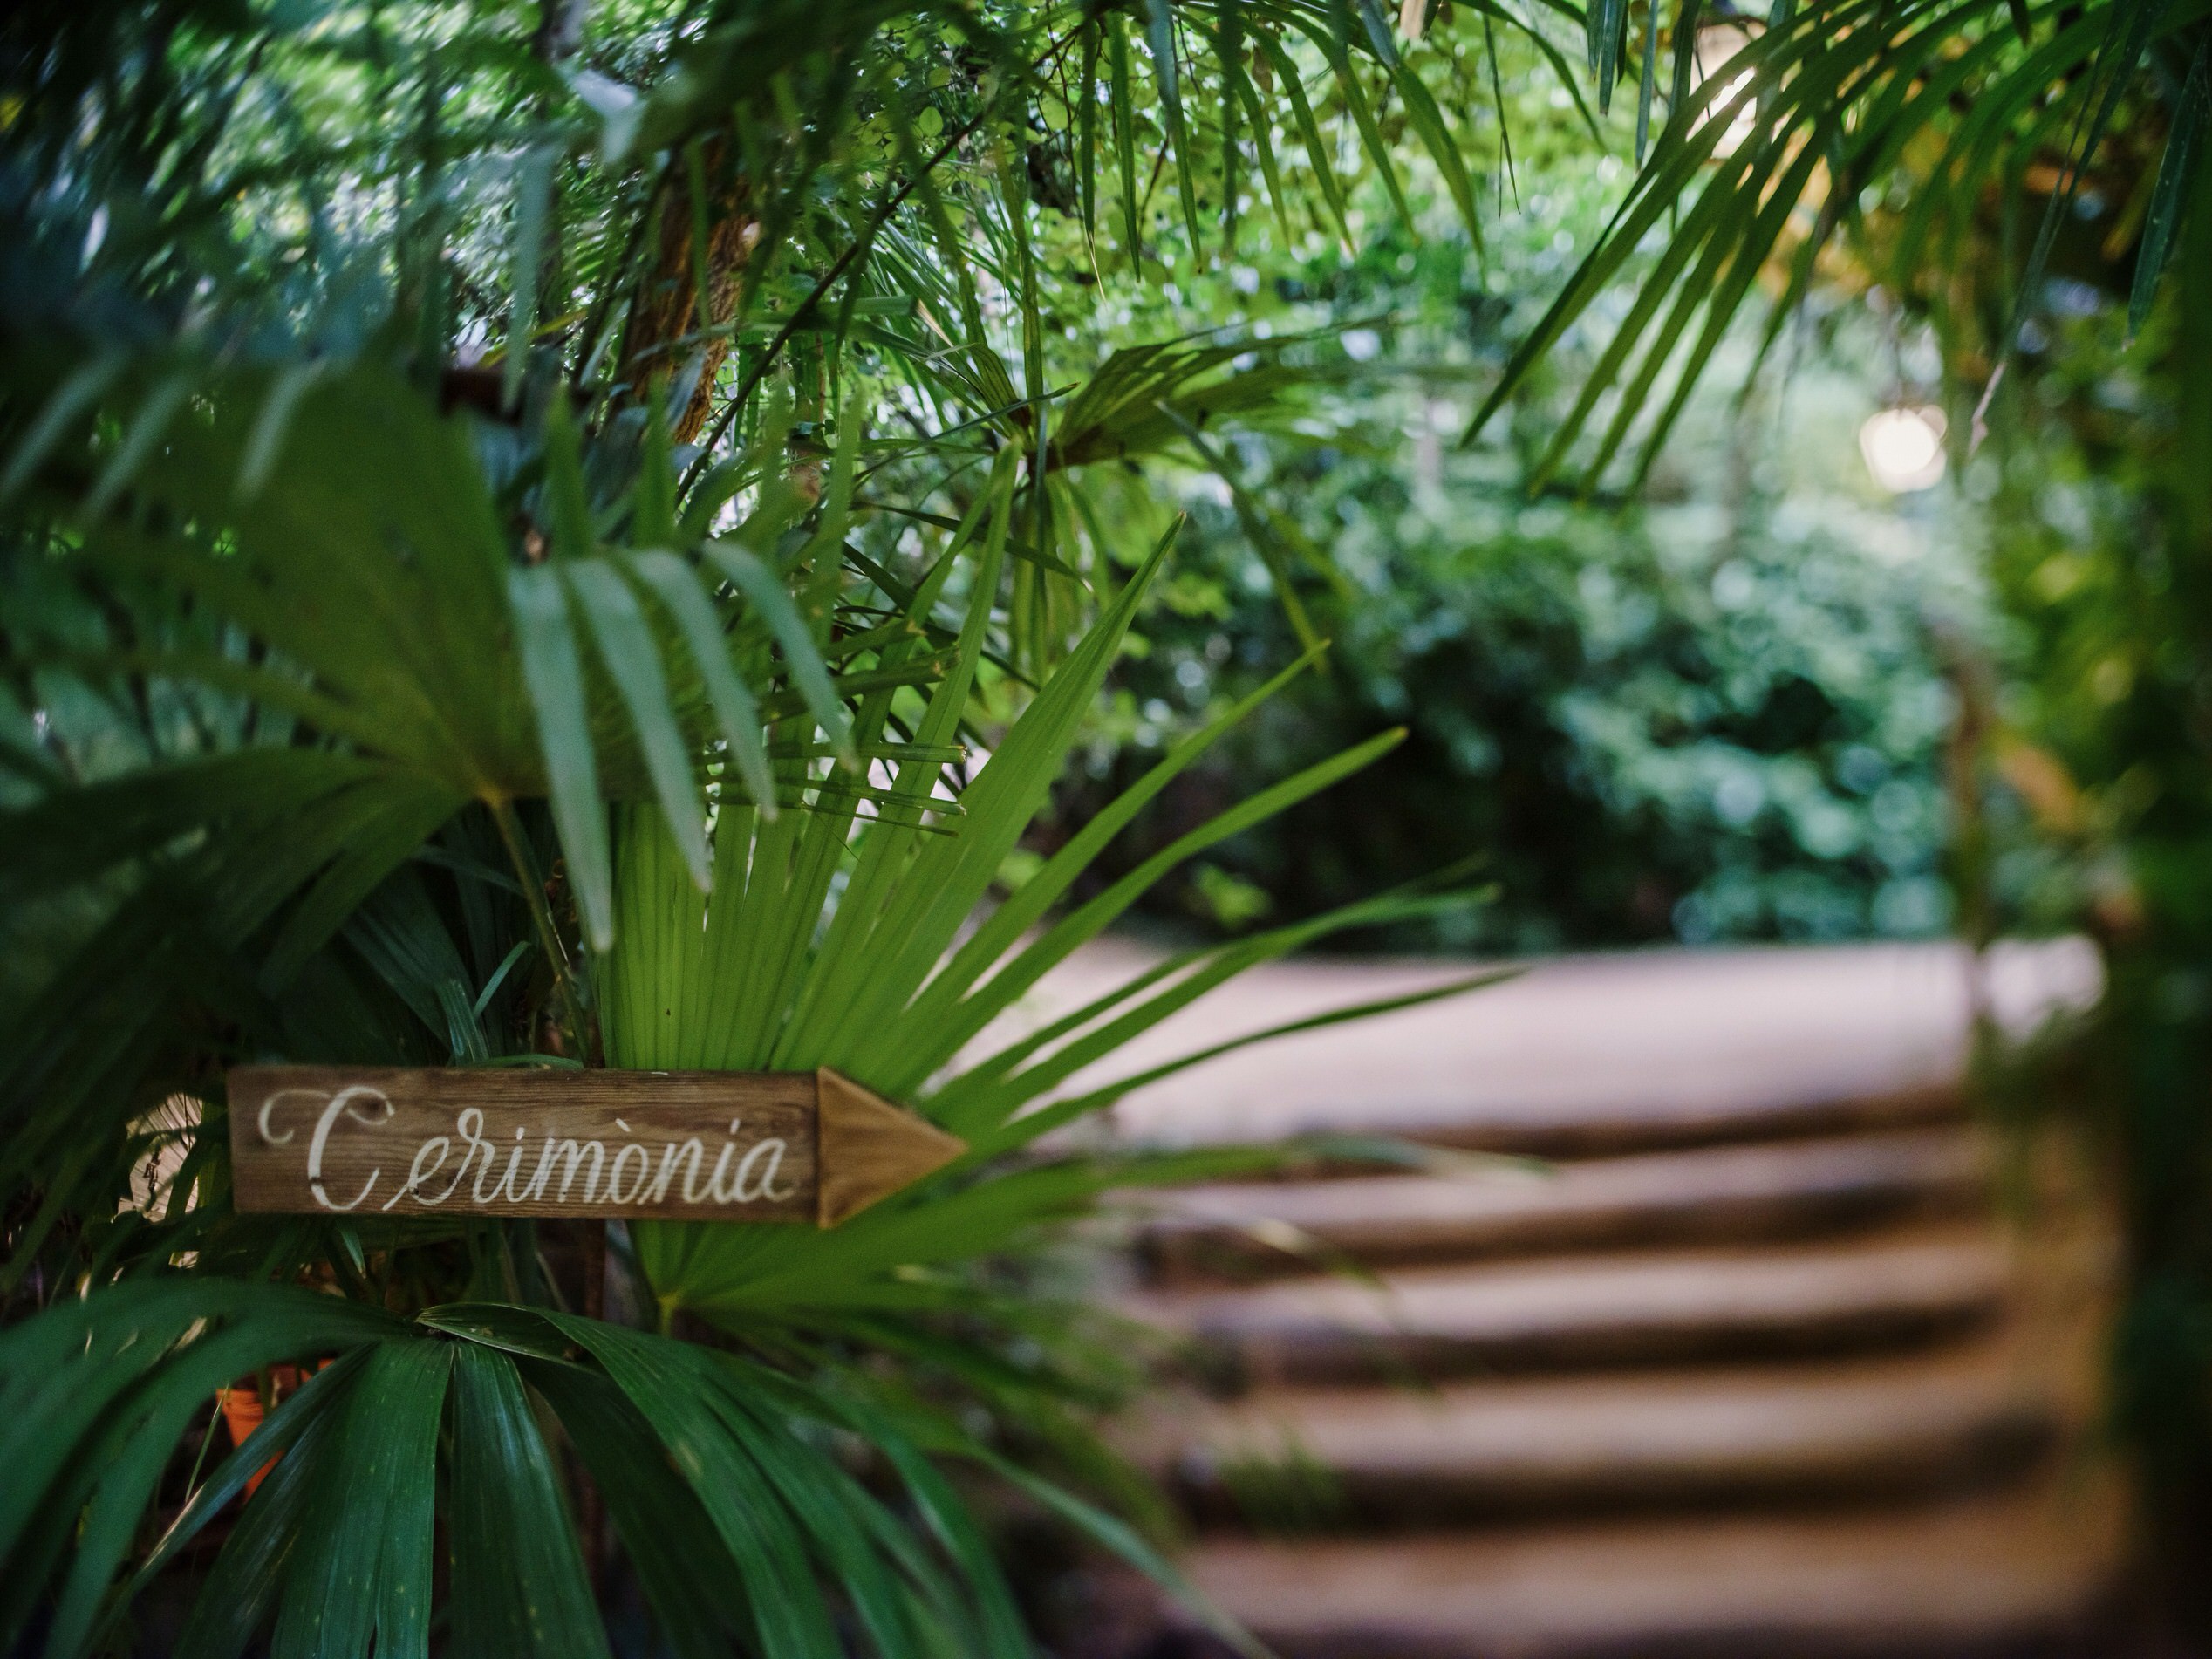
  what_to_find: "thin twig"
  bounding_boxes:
[572,152,679,394]
[675,103,1000,500]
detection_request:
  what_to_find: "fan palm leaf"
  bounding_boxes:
[1469,0,2202,484]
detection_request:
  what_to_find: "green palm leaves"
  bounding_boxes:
[0,1281,401,1659]
[2,1280,1128,1659]
[0,496,1444,1648]
[0,298,1478,1659]
[0,0,1547,1650]
[1471,0,2203,488]
[594,509,1487,1328]
[0,346,872,1230]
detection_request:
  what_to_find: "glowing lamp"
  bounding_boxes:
[1858,406,1948,494]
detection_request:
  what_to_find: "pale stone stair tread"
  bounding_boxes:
[1048,942,2121,1656]
[1068,941,2098,1159]
[1134,1225,2010,1383]
[1140,1130,1988,1282]
[1124,1078,1967,1163]
[1176,1472,2124,1658]
[1147,1336,2066,1522]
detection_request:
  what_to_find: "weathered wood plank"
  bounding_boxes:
[227,1066,961,1225]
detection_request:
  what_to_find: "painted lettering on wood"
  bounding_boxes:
[227,1066,964,1227]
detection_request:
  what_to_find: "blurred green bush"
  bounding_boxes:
[1058,455,1974,953]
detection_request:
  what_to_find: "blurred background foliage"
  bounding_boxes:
[1966,281,2212,1626]
[1068,461,1971,953]
[1014,95,1986,954]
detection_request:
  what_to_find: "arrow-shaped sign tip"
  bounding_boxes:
[815,1068,966,1226]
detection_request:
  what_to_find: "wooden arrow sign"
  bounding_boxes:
[227,1066,965,1227]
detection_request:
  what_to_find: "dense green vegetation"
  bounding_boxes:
[3,0,2210,1649]
[1049,209,1977,951]
[1086,474,1970,952]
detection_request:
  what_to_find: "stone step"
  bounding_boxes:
[1169,1471,2124,1659]
[1062,942,2098,1163]
[1132,1225,2011,1387]
[1122,1079,1968,1168]
[1137,1130,1989,1284]
[1141,1336,2067,1526]
[1309,1082,1968,1164]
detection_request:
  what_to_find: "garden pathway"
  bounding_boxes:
[1047,938,2128,1657]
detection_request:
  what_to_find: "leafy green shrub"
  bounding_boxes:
[1075,466,1974,952]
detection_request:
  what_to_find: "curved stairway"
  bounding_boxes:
[1064,942,2125,1658]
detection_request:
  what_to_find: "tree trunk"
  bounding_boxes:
[619,144,755,444]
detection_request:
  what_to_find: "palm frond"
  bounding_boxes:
[0,0,1542,1648]
[1467,0,2201,485]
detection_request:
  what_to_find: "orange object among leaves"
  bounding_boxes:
[215,1362,326,1495]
